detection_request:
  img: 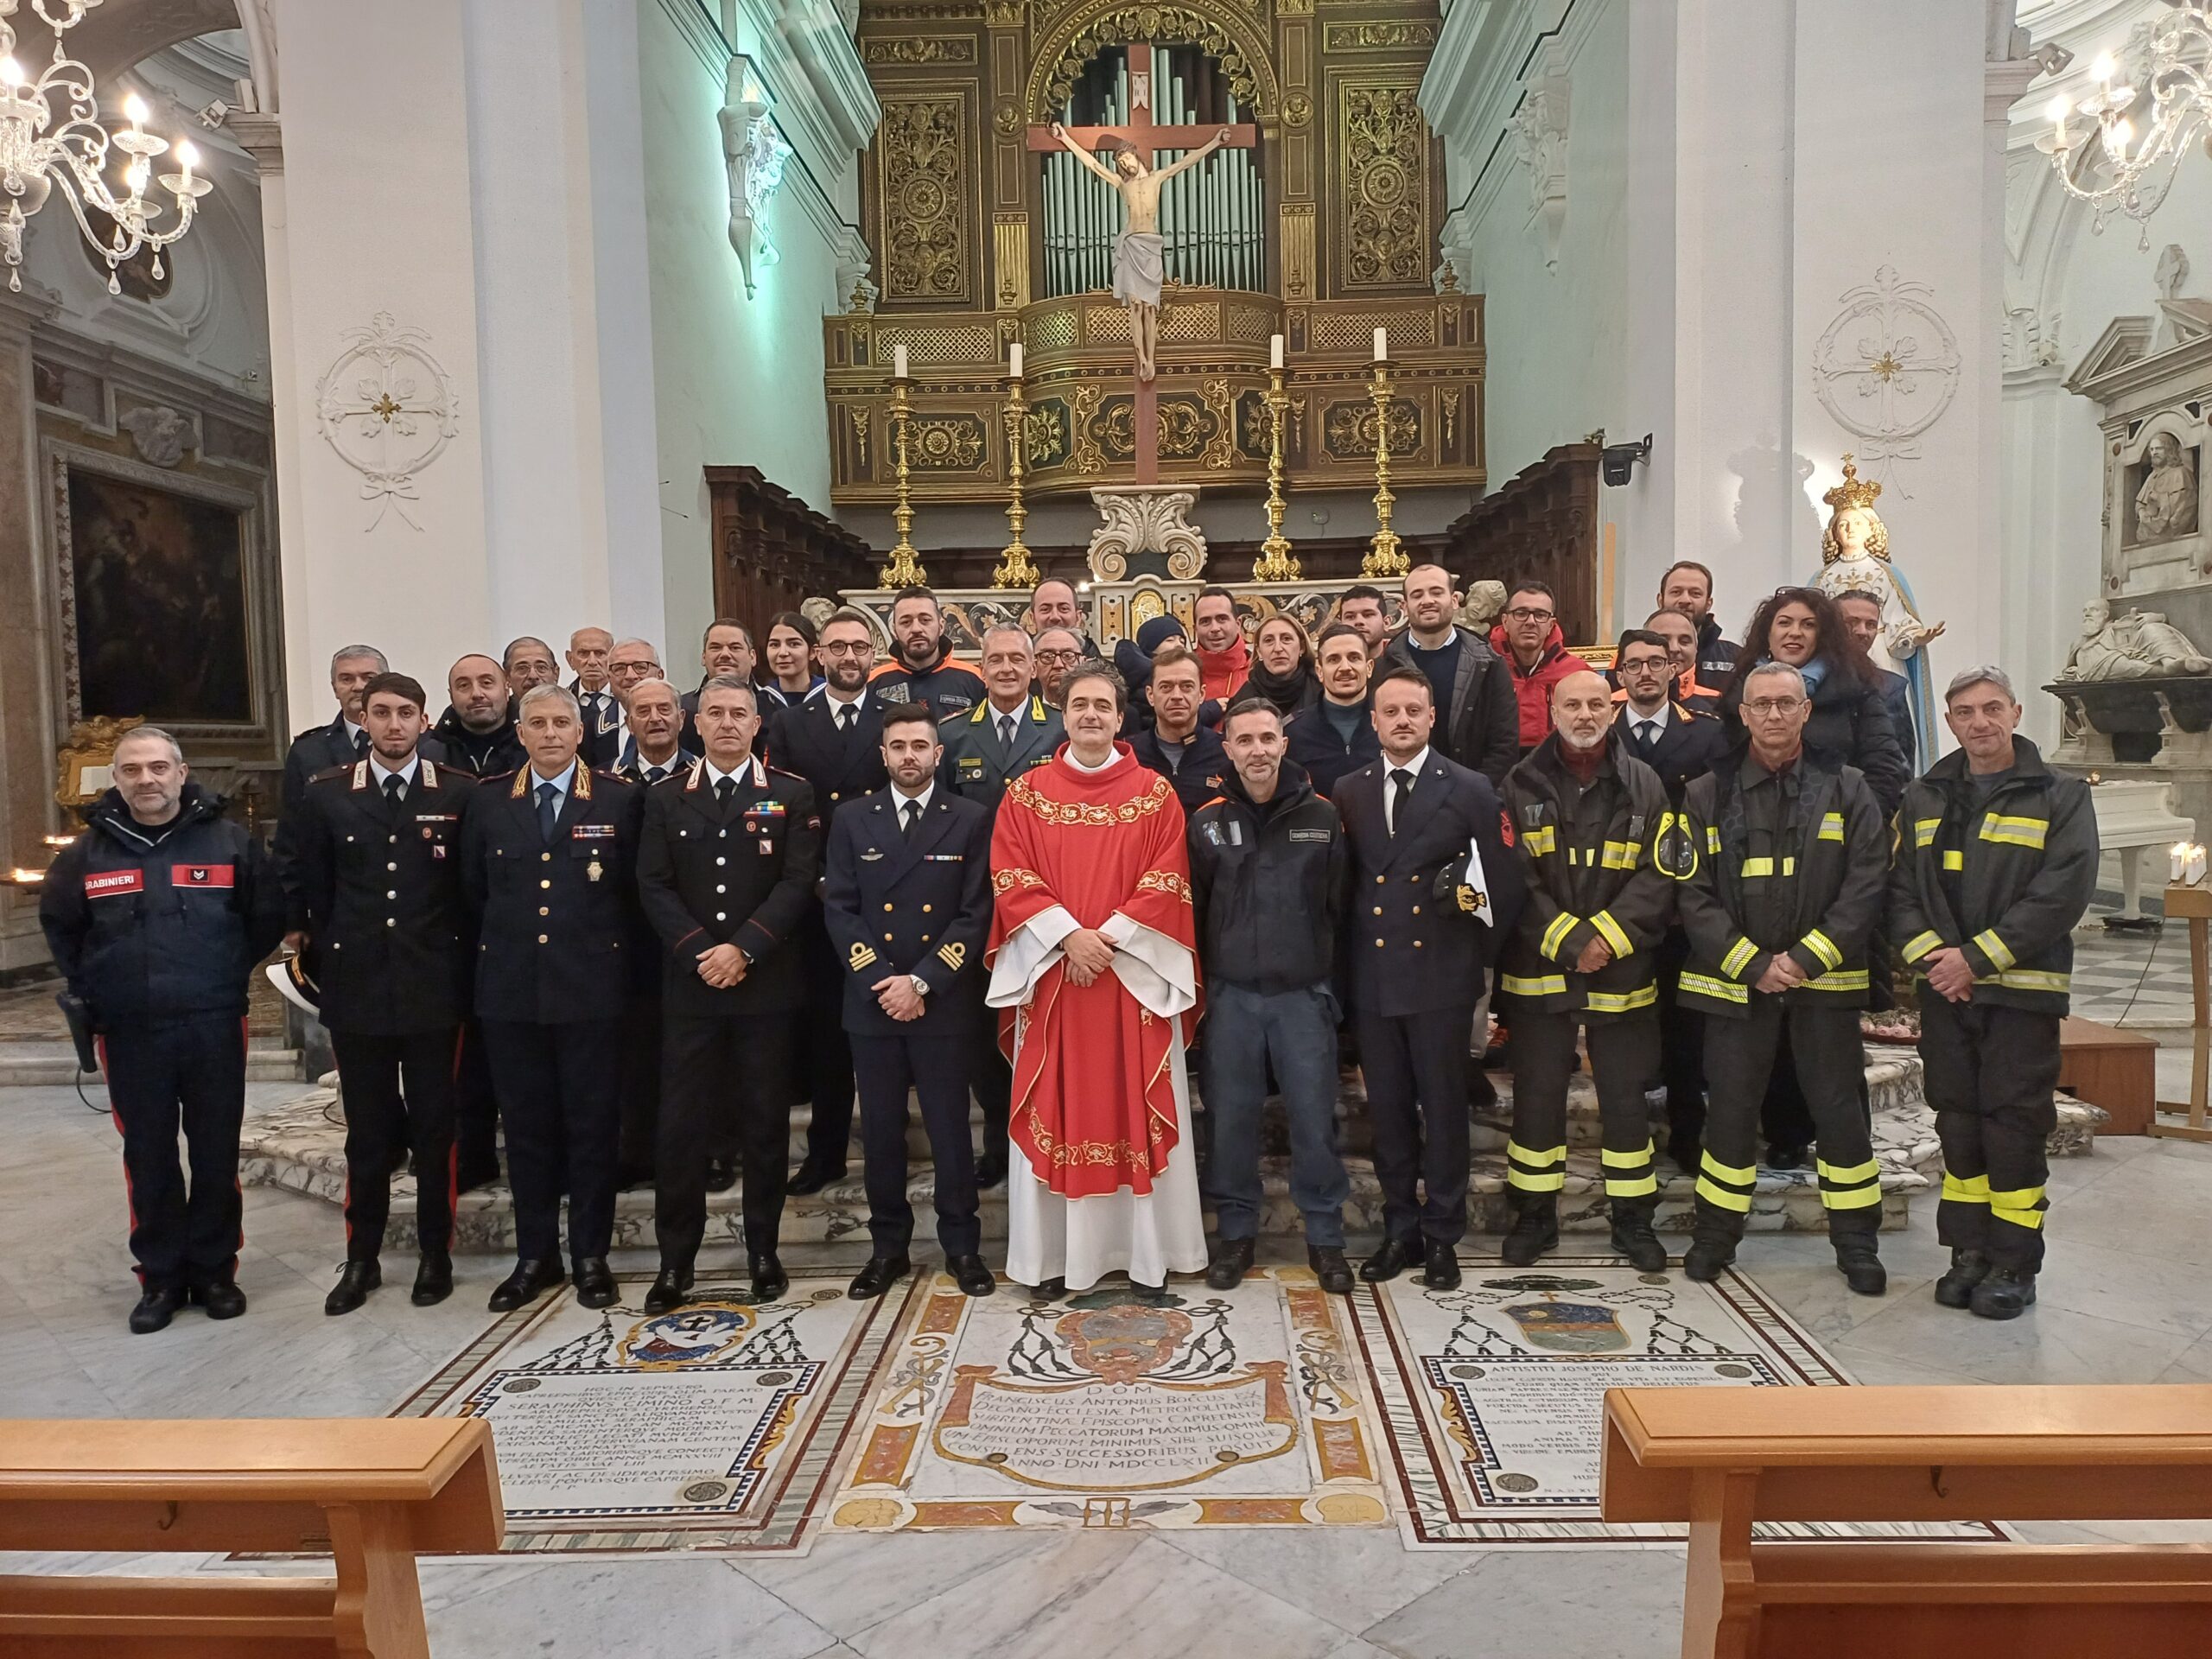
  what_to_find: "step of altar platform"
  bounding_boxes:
[238,1050,2104,1253]
[1,1041,304,1087]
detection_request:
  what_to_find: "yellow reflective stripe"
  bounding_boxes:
[1510,1167,1567,1192]
[1990,1185,2048,1230]
[1500,973,1568,998]
[1816,1156,1878,1185]
[1821,1184,1885,1211]
[1980,814,2049,849]
[1706,824,1721,855]
[1506,1139,1567,1193]
[1902,930,1942,963]
[1506,1140,1566,1168]
[1818,811,1845,842]
[1721,938,1759,979]
[1740,856,1774,877]
[1700,1151,1756,1186]
[1592,910,1635,958]
[1914,817,1942,848]
[1942,850,1964,871]
[1541,912,1580,959]
[1600,839,1642,869]
[1602,1142,1656,1168]
[1941,1172,1992,1205]
[1974,930,2016,970]
[1605,1172,1659,1198]
[1525,825,1557,856]
[1800,968,1870,993]
[1602,1141,1660,1195]
[1695,1179,1751,1211]
[1993,968,2070,994]
[1680,971,1748,1005]
[1801,929,1842,971]
[1585,982,1659,1014]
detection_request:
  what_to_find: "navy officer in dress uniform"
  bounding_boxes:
[41,727,287,1332]
[459,683,644,1313]
[292,671,480,1314]
[936,621,1062,1189]
[823,701,997,1299]
[637,676,821,1312]
[766,606,888,1196]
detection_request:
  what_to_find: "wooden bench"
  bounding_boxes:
[2058,1015,2158,1135]
[0,1417,501,1657]
[1600,1384,2212,1658]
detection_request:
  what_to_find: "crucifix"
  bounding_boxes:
[1027,42,1257,484]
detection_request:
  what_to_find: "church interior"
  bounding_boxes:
[6,0,2212,1655]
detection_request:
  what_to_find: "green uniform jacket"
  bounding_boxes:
[1886,737,2096,1014]
[1673,746,1889,1017]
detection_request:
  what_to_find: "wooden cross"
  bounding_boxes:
[1026,42,1258,485]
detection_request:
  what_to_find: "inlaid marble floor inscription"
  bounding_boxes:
[827,1268,1392,1533]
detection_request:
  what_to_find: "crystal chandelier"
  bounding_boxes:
[2037,1,2211,241]
[0,0,210,295]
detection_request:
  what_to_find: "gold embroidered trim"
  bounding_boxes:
[994,867,1047,894]
[1006,771,1171,825]
[1135,869,1193,903]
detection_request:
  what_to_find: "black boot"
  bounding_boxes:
[1933,1249,1991,1309]
[128,1284,185,1335]
[1206,1236,1255,1291]
[1970,1267,2036,1320]
[193,1278,247,1320]
[1501,1195,1558,1268]
[1681,1232,1736,1282]
[1833,1235,1886,1298]
[1610,1202,1667,1274]
[411,1250,453,1306]
[325,1259,381,1317]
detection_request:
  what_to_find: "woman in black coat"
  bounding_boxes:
[1719,586,1909,817]
[1242,614,1323,718]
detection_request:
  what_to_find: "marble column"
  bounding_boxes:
[0,288,60,964]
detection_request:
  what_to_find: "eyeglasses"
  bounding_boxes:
[1746,697,1806,717]
[1505,607,1555,623]
[819,641,874,658]
[1034,649,1081,664]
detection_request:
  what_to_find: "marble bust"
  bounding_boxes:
[1457,579,1507,632]
[2060,598,2212,680]
[2133,432,2199,543]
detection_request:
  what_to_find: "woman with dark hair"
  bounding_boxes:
[757,611,823,711]
[1720,587,1907,816]
[1243,613,1321,717]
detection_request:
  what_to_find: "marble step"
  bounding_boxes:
[0,1041,303,1087]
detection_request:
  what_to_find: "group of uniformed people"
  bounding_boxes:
[41,572,2095,1333]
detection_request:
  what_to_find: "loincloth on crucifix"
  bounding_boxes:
[1111,230,1166,310]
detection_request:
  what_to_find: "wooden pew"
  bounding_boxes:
[1601,1384,2212,1658]
[0,1417,501,1657]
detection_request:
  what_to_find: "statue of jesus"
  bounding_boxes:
[1049,120,1232,383]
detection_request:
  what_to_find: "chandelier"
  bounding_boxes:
[2037,2,2211,240]
[0,0,209,295]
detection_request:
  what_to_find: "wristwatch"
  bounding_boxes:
[908,974,929,999]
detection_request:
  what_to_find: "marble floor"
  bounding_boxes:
[7,1058,2212,1658]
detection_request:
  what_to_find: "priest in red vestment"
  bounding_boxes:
[987,660,1206,1296]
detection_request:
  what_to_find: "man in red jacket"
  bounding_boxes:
[1490,581,1592,756]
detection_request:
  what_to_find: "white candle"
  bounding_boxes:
[1373,327,1388,362]
[2174,843,2189,883]
[1008,342,1023,378]
[2190,845,2207,887]
[893,344,908,379]
[1269,333,1285,371]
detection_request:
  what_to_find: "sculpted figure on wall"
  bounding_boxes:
[2134,431,2199,543]
[2060,598,2212,681]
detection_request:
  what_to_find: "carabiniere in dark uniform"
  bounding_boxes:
[460,761,643,1312]
[636,754,821,1310]
[822,782,996,1299]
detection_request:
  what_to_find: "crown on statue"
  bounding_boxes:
[1821,454,1882,515]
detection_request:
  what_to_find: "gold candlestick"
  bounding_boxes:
[881,373,927,588]
[1251,365,1300,582]
[1362,358,1407,579]
[992,372,1039,589]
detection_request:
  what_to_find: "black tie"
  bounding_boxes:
[645,765,664,785]
[902,798,922,837]
[715,776,737,817]
[384,774,405,807]
[1389,767,1414,833]
[1637,721,1659,753]
[837,704,855,734]
[536,782,559,843]
[998,715,1016,750]
[353,728,370,757]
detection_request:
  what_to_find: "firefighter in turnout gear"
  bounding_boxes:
[1497,671,1679,1273]
[1674,662,1891,1294]
[1889,667,2095,1319]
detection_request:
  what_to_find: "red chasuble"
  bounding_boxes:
[987,743,1198,1199]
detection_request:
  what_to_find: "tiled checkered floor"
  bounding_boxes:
[2068,905,2196,1032]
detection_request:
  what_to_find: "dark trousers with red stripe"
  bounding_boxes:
[101,1012,248,1291]
[329,1027,459,1261]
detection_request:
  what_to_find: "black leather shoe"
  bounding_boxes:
[948,1254,995,1297]
[1682,1236,1735,1282]
[128,1285,184,1334]
[1502,1199,1559,1268]
[748,1253,789,1302]
[644,1267,693,1314]
[1206,1236,1255,1291]
[1834,1238,1886,1298]
[487,1255,564,1313]
[1970,1267,2036,1320]
[1421,1237,1461,1290]
[1934,1249,1991,1309]
[1030,1276,1066,1300]
[192,1278,247,1320]
[975,1152,1008,1190]
[1360,1236,1421,1283]
[573,1257,617,1309]
[1764,1143,1808,1172]
[324,1259,381,1316]
[1308,1246,1356,1295]
[1128,1279,1171,1303]
[848,1255,912,1299]
[703,1157,737,1193]
[411,1251,453,1306]
[1610,1205,1668,1274]
[787,1162,845,1198]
